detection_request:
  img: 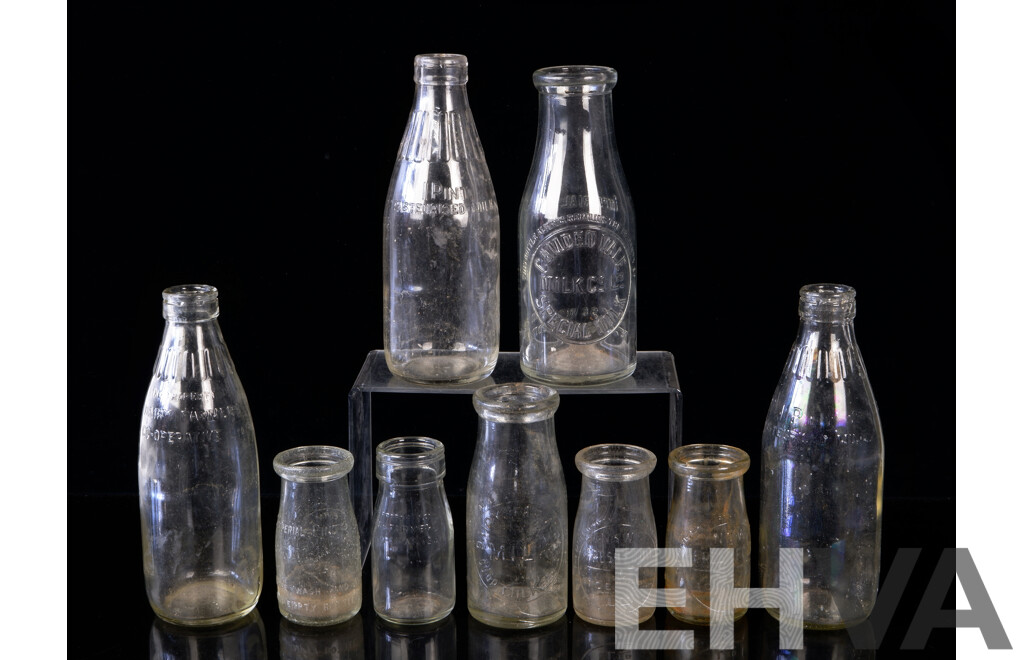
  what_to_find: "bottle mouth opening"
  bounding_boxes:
[533,65,617,95]
[798,282,857,320]
[473,382,560,423]
[576,443,656,481]
[376,437,446,482]
[669,444,750,479]
[274,446,354,483]
[414,53,469,85]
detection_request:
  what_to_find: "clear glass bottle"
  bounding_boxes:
[273,445,362,627]
[138,284,263,626]
[759,283,884,630]
[372,436,456,625]
[383,52,500,385]
[665,444,751,625]
[519,65,637,385]
[572,443,658,626]
[466,382,568,629]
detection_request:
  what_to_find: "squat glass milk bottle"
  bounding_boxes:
[759,283,884,629]
[138,284,262,626]
[466,382,568,629]
[519,65,637,385]
[383,53,500,385]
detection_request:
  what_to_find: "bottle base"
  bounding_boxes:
[668,607,748,626]
[386,351,497,385]
[468,605,566,630]
[374,592,454,626]
[574,606,655,627]
[521,358,636,387]
[151,577,261,628]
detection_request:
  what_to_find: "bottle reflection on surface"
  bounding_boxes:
[467,613,568,659]
[279,612,365,660]
[375,614,456,660]
[572,615,658,659]
[149,610,267,660]
[662,613,748,659]
[759,617,876,659]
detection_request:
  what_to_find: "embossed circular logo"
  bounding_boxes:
[527,223,632,344]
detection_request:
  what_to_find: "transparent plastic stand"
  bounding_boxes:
[348,350,683,566]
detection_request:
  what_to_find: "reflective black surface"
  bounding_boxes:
[71,494,953,659]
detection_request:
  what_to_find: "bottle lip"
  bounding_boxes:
[576,443,656,482]
[162,284,220,321]
[533,65,617,95]
[473,382,560,423]
[414,53,469,85]
[274,445,354,483]
[668,444,750,480]
[376,436,446,482]
[798,282,857,320]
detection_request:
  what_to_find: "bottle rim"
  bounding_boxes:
[668,444,750,480]
[472,382,560,423]
[533,65,617,94]
[162,284,220,320]
[274,445,354,483]
[414,53,469,85]
[575,443,656,482]
[376,436,446,482]
[798,282,857,320]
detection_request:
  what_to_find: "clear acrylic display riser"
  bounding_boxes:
[348,350,683,565]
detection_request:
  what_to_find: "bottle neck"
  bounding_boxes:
[280,476,349,513]
[536,89,617,156]
[403,82,479,164]
[154,319,233,381]
[671,474,745,507]
[788,319,860,384]
[478,417,557,449]
[580,473,650,500]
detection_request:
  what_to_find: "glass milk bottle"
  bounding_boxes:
[273,445,362,627]
[383,52,500,385]
[665,444,752,625]
[759,283,884,629]
[572,443,659,626]
[138,284,262,626]
[371,436,456,625]
[466,383,568,629]
[518,65,637,385]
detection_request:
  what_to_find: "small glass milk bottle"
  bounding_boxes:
[665,444,751,625]
[273,446,362,626]
[372,436,456,625]
[466,382,568,629]
[572,443,659,626]
[518,65,637,385]
[383,53,501,385]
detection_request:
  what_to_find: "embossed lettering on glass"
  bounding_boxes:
[518,65,637,385]
[372,436,456,625]
[383,53,500,384]
[466,383,568,629]
[273,446,362,627]
[138,284,263,627]
[572,443,658,626]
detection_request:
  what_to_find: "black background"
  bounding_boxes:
[71,3,953,658]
